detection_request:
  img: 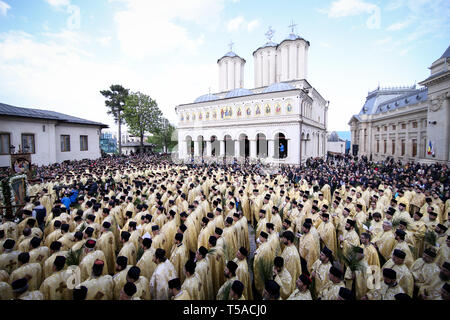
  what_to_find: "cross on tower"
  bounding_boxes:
[265,26,275,42]
[228,40,234,52]
[288,20,297,34]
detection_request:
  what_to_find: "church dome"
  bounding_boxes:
[225,88,254,99]
[262,82,295,93]
[194,93,220,103]
[217,51,246,63]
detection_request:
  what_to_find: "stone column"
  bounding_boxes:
[234,140,240,157]
[206,140,212,157]
[268,139,275,159]
[219,140,225,157]
[194,140,200,157]
[250,139,257,159]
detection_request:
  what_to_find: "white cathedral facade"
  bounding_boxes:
[175,27,328,165]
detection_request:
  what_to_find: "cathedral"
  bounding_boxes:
[175,25,328,165]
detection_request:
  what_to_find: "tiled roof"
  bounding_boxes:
[0,102,108,128]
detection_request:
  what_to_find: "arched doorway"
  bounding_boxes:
[211,135,219,156]
[239,134,249,158]
[274,133,288,159]
[224,135,234,157]
[186,135,193,156]
[256,133,267,158]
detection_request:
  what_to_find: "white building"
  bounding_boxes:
[176,26,328,165]
[327,132,347,154]
[0,102,108,167]
[349,45,450,164]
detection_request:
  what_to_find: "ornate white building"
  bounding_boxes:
[349,45,450,164]
[175,26,328,164]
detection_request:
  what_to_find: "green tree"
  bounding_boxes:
[100,84,129,155]
[147,118,177,153]
[123,92,162,153]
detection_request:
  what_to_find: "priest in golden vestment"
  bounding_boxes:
[97,221,116,275]
[233,212,250,253]
[9,252,42,291]
[287,274,313,300]
[112,256,132,300]
[39,256,71,300]
[169,278,191,300]
[382,249,414,297]
[28,237,50,269]
[239,190,251,223]
[411,248,440,293]
[136,238,157,281]
[363,268,404,300]
[126,266,150,300]
[390,229,414,268]
[298,222,319,274]
[169,233,189,282]
[207,236,226,295]
[180,212,198,255]
[280,231,301,287]
[149,248,177,300]
[253,231,273,296]
[197,217,213,249]
[78,239,108,282]
[418,262,450,300]
[310,247,333,297]
[360,232,380,268]
[11,277,44,300]
[217,261,239,300]
[374,221,396,264]
[319,266,346,300]
[195,246,214,300]
[222,217,238,261]
[233,247,252,300]
[118,231,137,266]
[79,259,114,300]
[273,256,294,300]
[181,259,204,300]
[316,213,337,257]
[343,246,372,300]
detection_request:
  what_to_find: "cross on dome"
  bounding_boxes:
[288,20,297,34]
[228,40,234,52]
[265,26,275,42]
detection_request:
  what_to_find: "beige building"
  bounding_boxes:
[349,45,450,164]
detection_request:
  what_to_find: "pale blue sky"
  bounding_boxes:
[0,0,449,133]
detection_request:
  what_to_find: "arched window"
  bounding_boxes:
[224,135,234,156]
[274,133,288,159]
[239,134,249,158]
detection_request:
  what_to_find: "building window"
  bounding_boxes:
[392,125,396,130]
[401,123,406,129]
[376,140,379,153]
[0,133,10,155]
[61,135,70,152]
[412,139,417,157]
[401,140,405,156]
[21,134,35,154]
[377,127,380,132]
[383,140,387,154]
[412,122,418,128]
[392,140,395,155]
[80,135,88,151]
[384,126,387,131]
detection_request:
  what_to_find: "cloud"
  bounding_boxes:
[97,36,112,47]
[0,1,11,16]
[319,42,332,48]
[319,0,381,29]
[374,36,392,46]
[247,19,260,32]
[44,0,70,7]
[227,16,260,32]
[322,0,378,18]
[386,21,411,31]
[109,0,225,59]
[227,16,244,31]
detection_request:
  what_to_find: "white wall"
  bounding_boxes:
[327,141,346,154]
[55,124,101,163]
[0,117,102,167]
